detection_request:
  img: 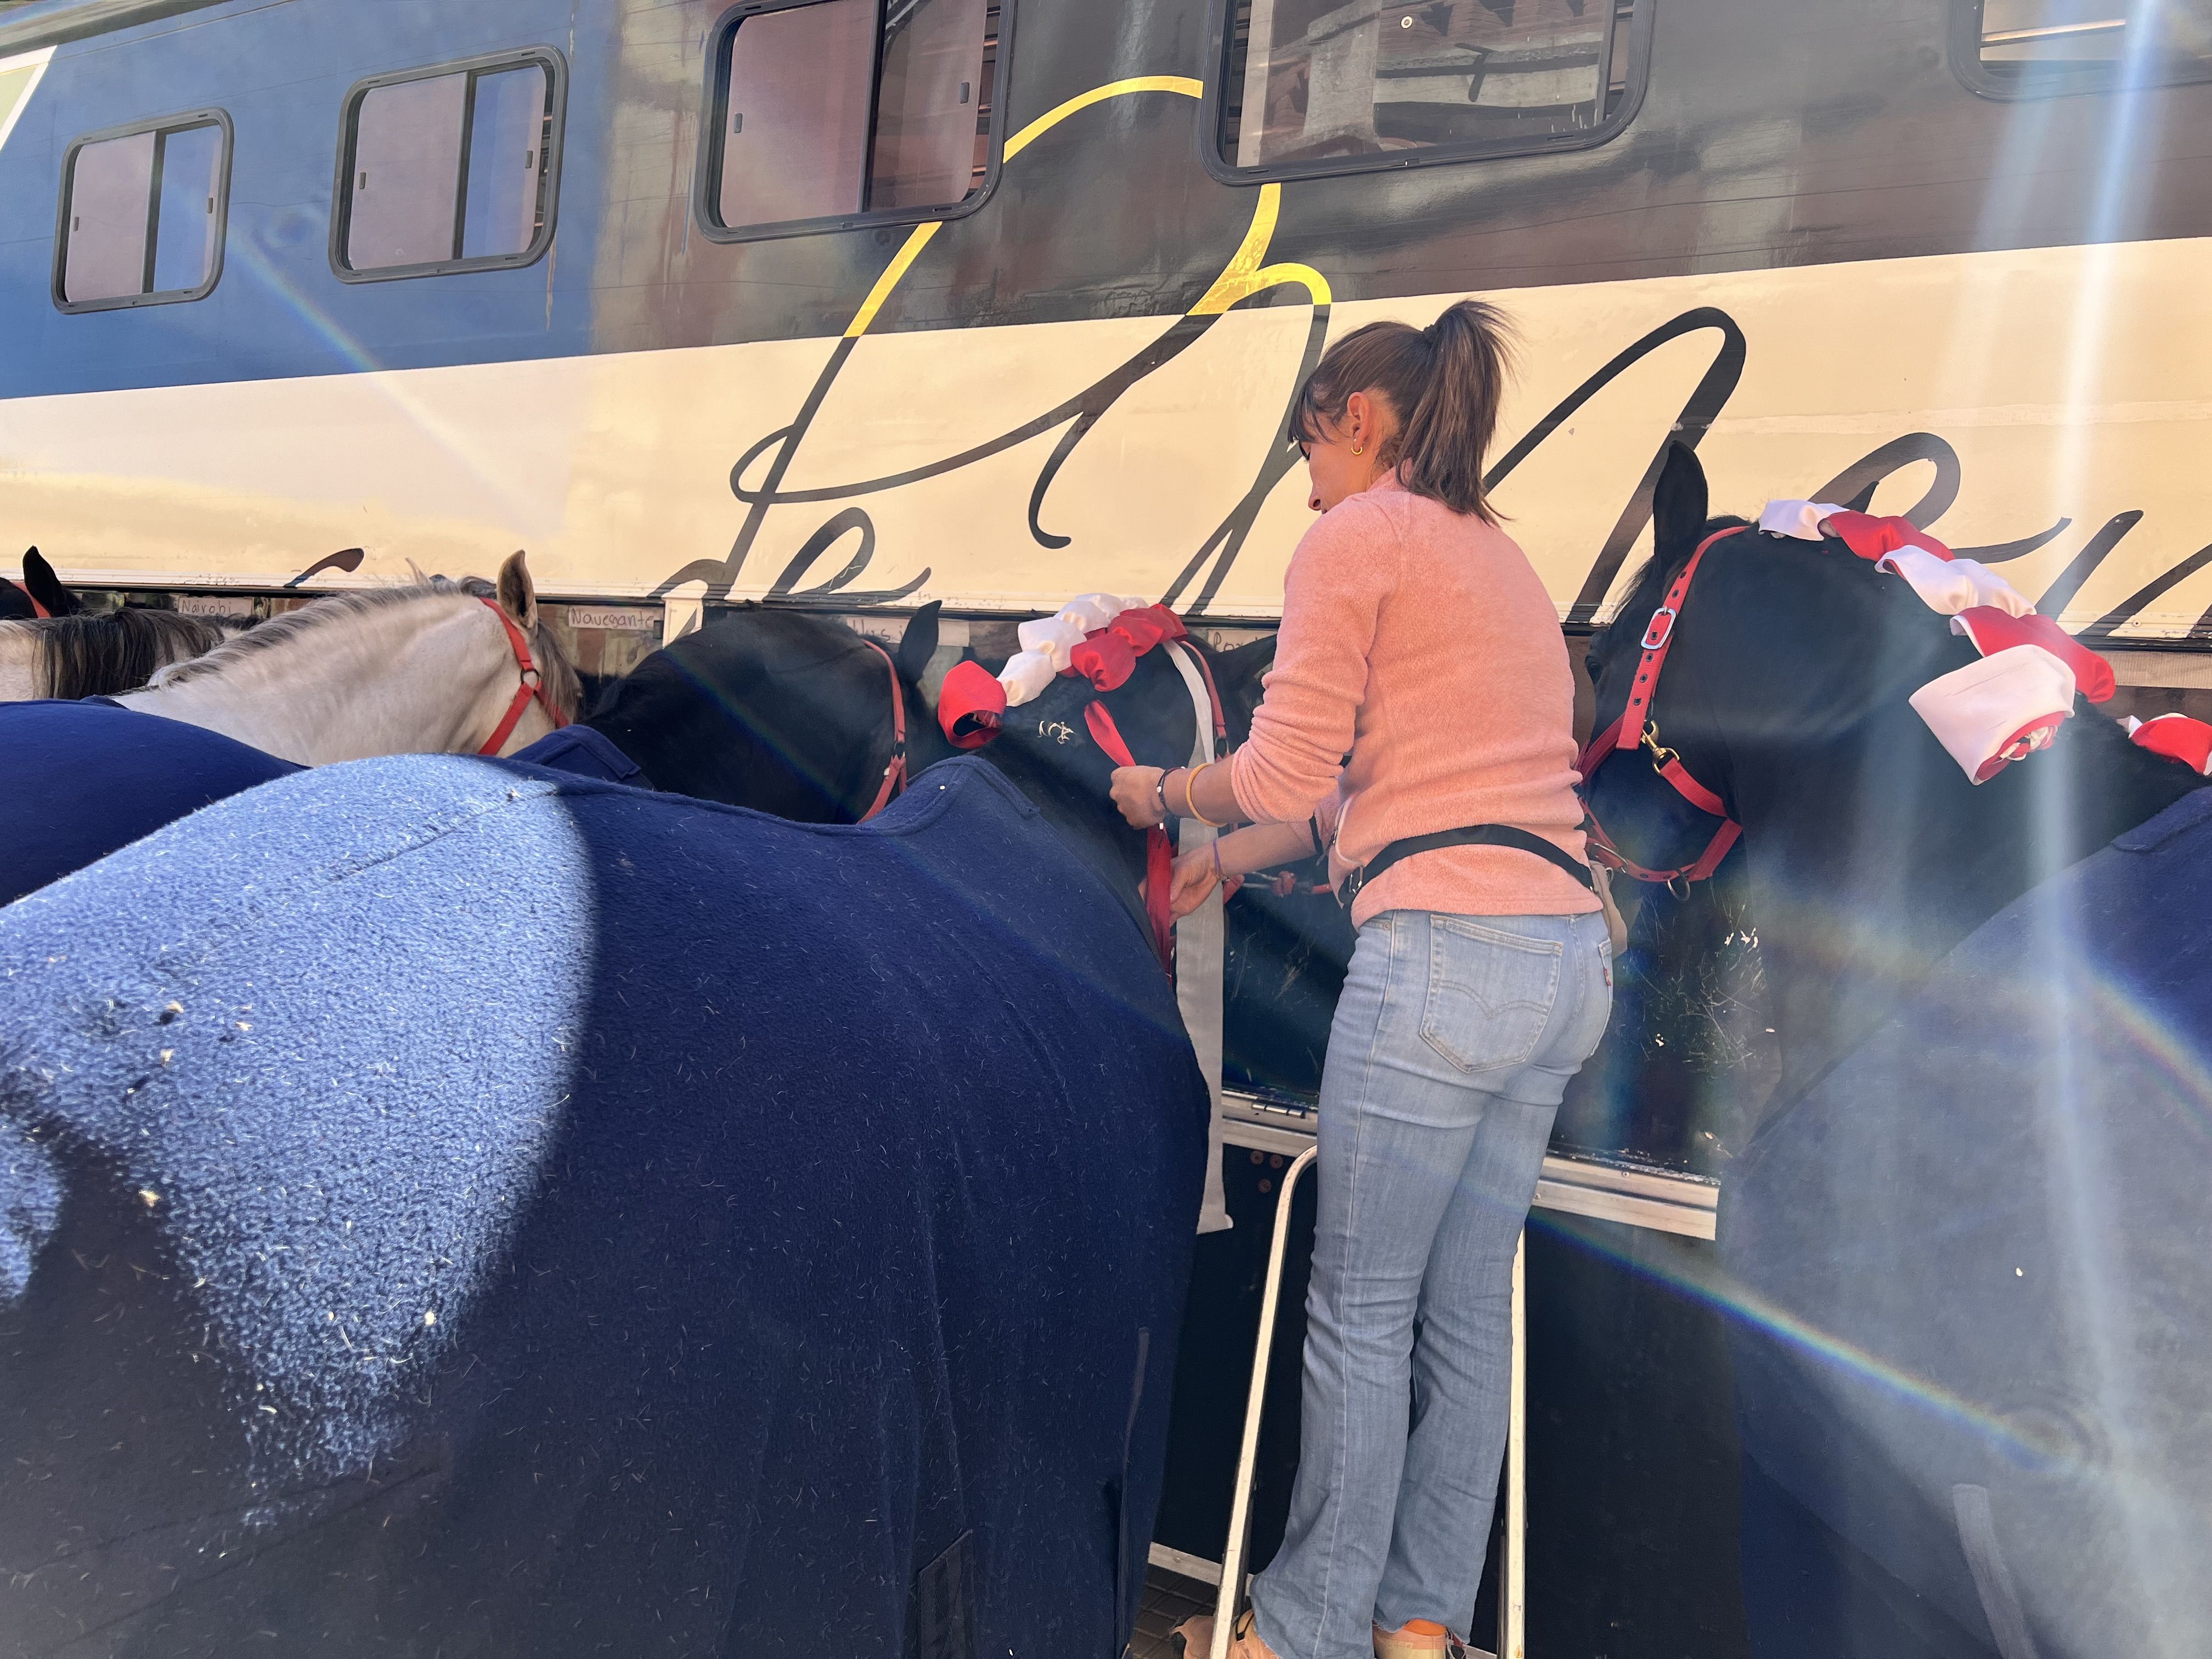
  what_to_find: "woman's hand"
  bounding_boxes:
[1110,765,1170,830]
[1167,844,1223,920]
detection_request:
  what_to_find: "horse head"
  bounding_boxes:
[103,553,578,764]
[585,601,949,822]
[1582,442,2210,1097]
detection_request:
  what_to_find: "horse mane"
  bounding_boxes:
[25,608,229,699]
[149,578,582,719]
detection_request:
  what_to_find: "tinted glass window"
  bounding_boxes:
[720,0,877,227]
[60,117,227,307]
[709,0,1003,234]
[348,73,466,270]
[150,122,223,295]
[461,65,550,259]
[62,129,154,303]
[1217,0,1637,174]
[339,57,557,275]
[872,0,992,210]
[1966,0,2212,93]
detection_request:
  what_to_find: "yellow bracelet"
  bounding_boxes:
[1181,759,1229,829]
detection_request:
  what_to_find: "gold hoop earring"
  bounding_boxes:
[1351,442,1364,455]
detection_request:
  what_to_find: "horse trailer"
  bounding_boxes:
[2,0,2210,1653]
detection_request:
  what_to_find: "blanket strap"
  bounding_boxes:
[1165,640,1233,1236]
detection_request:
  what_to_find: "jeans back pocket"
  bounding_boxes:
[1419,916,1564,1075]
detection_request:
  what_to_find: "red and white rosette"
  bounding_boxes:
[1949,608,2115,703]
[935,592,1194,745]
[1909,644,2076,784]
[2125,713,2212,775]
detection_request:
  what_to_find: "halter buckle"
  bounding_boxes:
[1640,607,1678,651]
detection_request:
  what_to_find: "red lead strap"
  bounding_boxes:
[1574,526,1747,888]
[855,636,910,822]
[1084,699,1176,975]
[477,597,569,756]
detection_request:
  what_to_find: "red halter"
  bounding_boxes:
[1575,526,1747,887]
[476,597,570,756]
[855,635,910,822]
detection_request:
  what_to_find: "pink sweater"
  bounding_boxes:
[1231,477,1596,928]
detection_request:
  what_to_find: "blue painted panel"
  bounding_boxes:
[0,0,613,397]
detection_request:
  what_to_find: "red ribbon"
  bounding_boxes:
[1084,699,1175,974]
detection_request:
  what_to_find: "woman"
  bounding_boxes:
[1110,300,1612,1659]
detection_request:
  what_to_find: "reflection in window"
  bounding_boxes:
[1968,0,2212,92]
[710,0,1000,234]
[1219,0,1633,172]
[60,118,225,306]
[340,57,557,274]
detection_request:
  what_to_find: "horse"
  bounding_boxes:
[585,600,958,822]
[1582,443,2212,1659]
[109,552,578,765]
[0,551,578,907]
[0,608,237,702]
[585,600,1277,827]
[0,548,238,701]
[0,624,1212,1656]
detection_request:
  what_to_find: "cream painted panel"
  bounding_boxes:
[3,234,2211,635]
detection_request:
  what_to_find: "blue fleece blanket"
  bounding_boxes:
[1723,788,2212,1658]
[0,754,1205,1657]
[0,699,645,906]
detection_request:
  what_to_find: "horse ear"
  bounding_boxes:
[0,577,33,621]
[495,550,539,630]
[21,548,82,617]
[894,599,942,687]
[1652,442,1708,552]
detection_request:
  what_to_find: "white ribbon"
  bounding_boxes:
[1757,499,1848,540]
[1875,546,2032,618]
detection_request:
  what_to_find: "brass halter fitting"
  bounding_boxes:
[1640,720,1680,768]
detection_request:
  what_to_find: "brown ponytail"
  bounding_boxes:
[1289,298,1516,523]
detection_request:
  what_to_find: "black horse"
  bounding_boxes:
[1584,444,2212,1658]
[585,602,957,822]
[0,629,1219,1654]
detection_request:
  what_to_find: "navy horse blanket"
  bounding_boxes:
[0,699,649,907]
[1725,789,2212,1658]
[0,753,1206,1657]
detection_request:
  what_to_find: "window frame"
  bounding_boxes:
[51,106,234,314]
[691,0,1014,246]
[1949,1,2212,99]
[1198,0,1655,188]
[327,46,568,285]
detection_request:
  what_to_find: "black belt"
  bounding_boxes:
[1338,824,1594,911]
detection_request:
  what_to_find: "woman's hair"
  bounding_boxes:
[1289,298,1516,522]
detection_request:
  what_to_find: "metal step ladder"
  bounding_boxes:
[1149,1143,1525,1659]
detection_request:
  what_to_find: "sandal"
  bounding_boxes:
[1373,1618,1466,1658]
[1171,1607,1283,1659]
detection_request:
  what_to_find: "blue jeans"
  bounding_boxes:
[1249,909,1614,1659]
